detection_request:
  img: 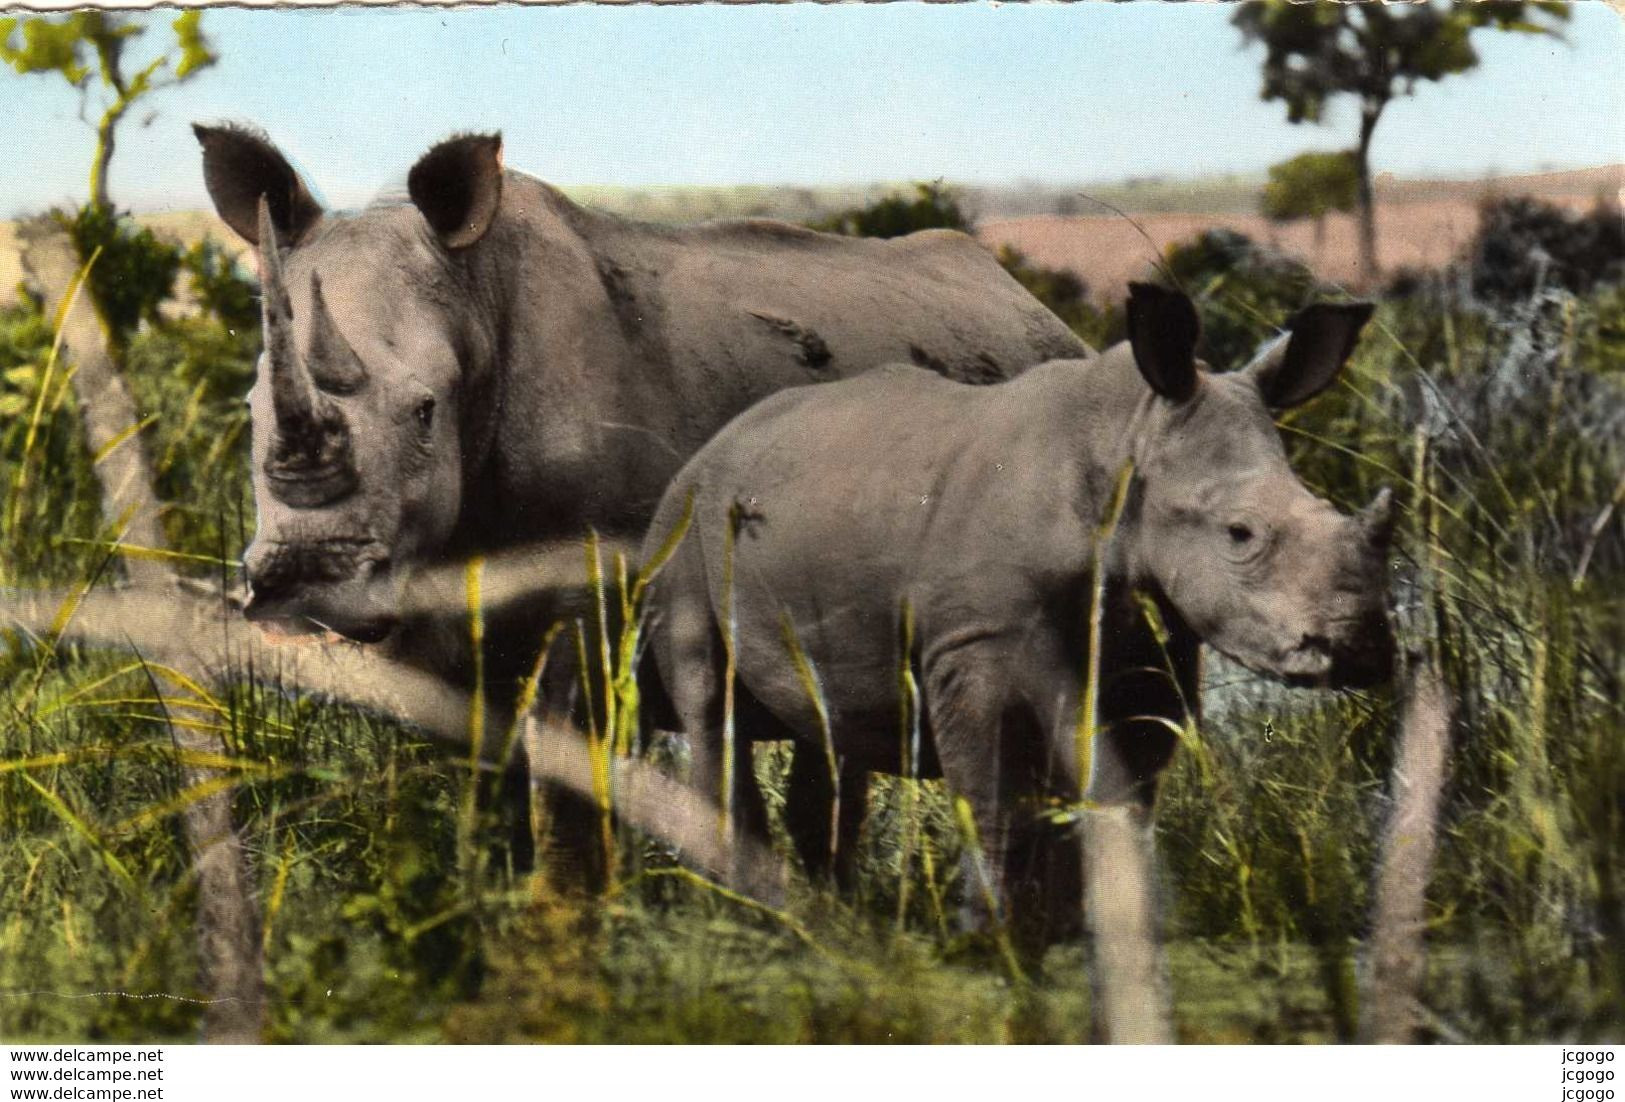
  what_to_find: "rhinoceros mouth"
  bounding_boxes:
[245,602,398,646]
[1244,630,1394,691]
[242,543,400,645]
[264,463,358,509]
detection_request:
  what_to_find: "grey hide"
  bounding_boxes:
[193,124,1085,681]
[642,283,1396,945]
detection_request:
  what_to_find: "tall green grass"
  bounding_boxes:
[1,268,1619,1041]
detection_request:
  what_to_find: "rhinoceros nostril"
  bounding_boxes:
[1300,633,1333,654]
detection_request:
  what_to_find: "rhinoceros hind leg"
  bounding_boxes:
[784,749,869,894]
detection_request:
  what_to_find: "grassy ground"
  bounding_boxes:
[0,251,1621,1043]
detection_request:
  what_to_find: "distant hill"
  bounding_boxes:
[4,166,1618,308]
[979,164,1622,303]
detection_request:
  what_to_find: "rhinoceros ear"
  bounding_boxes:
[1248,302,1375,410]
[193,123,324,248]
[1126,282,1200,403]
[408,133,503,250]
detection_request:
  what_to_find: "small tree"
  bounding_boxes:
[3,13,224,346]
[1,11,217,213]
[1260,150,1359,251]
[1234,0,1569,284]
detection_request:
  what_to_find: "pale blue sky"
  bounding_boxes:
[3,2,1622,217]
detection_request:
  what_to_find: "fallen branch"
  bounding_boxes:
[1084,803,1174,1044]
[0,585,779,903]
[1360,658,1454,1044]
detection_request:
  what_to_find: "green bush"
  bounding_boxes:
[1155,227,1333,368]
[810,181,971,239]
[60,204,181,349]
[181,238,259,336]
[120,315,257,566]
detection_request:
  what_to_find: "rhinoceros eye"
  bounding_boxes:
[414,397,436,431]
[1227,523,1254,545]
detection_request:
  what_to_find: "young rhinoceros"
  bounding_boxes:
[641,283,1396,939]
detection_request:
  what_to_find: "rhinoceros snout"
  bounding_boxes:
[1271,611,1395,690]
[242,543,397,643]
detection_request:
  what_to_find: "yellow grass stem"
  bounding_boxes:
[20,773,135,890]
[919,833,950,944]
[54,539,236,567]
[896,598,923,930]
[0,745,278,777]
[780,610,840,864]
[611,495,695,762]
[611,554,641,758]
[111,773,259,835]
[718,503,742,835]
[89,414,158,466]
[586,531,615,744]
[952,796,1025,986]
[630,492,694,608]
[55,695,222,715]
[573,620,615,880]
[459,557,487,882]
[500,621,566,771]
[261,839,296,955]
[1075,460,1135,802]
[638,866,831,959]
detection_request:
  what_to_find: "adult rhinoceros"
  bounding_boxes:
[194,125,1084,667]
[194,124,1086,871]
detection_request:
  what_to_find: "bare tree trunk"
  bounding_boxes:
[17,221,265,1043]
[18,220,168,586]
[90,114,120,216]
[1361,659,1453,1043]
[1354,101,1385,288]
[1084,804,1174,1044]
[184,765,265,1044]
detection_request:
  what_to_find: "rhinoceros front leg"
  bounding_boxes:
[923,642,1078,956]
[528,663,613,893]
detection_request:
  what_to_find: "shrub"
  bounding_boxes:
[182,238,259,335]
[1468,195,1625,302]
[59,204,181,347]
[994,244,1121,350]
[1155,228,1333,368]
[810,181,971,239]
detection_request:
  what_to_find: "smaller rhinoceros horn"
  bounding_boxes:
[306,273,368,393]
[258,197,342,459]
[1362,486,1397,547]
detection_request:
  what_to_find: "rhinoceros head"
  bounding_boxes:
[1118,283,1395,689]
[196,124,504,642]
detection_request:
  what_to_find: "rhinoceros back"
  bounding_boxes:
[523,185,1089,524]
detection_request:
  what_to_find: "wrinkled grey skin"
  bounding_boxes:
[643,283,1396,943]
[194,125,1084,669]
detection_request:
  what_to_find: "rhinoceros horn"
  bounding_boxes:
[306,272,368,393]
[258,197,353,491]
[1361,486,1397,547]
